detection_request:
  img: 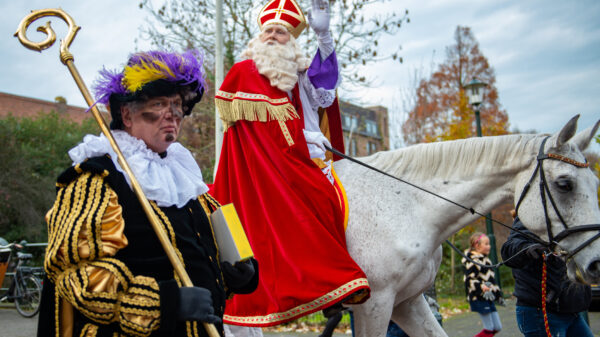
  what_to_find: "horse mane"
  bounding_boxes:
[361,133,547,180]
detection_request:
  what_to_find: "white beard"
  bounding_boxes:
[241,37,311,92]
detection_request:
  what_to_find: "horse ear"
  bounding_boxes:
[553,115,579,148]
[570,119,600,151]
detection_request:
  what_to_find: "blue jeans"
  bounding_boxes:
[478,311,502,332]
[386,321,409,337]
[516,305,593,337]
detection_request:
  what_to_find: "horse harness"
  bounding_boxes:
[514,136,600,260]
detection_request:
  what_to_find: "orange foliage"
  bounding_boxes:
[402,26,509,144]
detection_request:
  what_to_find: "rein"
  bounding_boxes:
[326,138,600,261]
[326,145,545,247]
[444,239,530,269]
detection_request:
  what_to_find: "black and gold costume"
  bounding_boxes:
[37,155,257,337]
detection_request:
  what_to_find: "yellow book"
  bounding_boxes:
[210,203,254,263]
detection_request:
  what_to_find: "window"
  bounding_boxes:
[344,114,358,130]
[366,141,378,155]
[365,120,378,136]
[343,115,352,128]
[350,139,357,156]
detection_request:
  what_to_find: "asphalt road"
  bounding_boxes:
[2,298,599,336]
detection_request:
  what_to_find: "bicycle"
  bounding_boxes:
[0,239,44,317]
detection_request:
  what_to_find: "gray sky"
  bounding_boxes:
[1,1,599,151]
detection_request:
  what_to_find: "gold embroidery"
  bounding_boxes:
[216,90,289,104]
[46,171,161,335]
[186,321,193,337]
[224,278,369,326]
[55,290,60,337]
[79,323,98,337]
[198,195,226,286]
[150,202,186,268]
[47,172,111,279]
[278,120,295,146]
[192,321,200,337]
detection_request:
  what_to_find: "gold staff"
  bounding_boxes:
[14,8,220,337]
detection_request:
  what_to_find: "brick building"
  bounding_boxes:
[0,92,89,122]
[339,100,389,157]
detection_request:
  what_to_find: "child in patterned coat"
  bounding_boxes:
[462,232,503,337]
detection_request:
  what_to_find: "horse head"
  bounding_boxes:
[515,115,600,284]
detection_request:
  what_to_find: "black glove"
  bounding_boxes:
[526,243,547,260]
[176,287,221,324]
[221,259,256,290]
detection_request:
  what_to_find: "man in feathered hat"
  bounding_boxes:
[37,50,258,337]
[211,0,370,328]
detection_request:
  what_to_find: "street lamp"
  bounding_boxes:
[464,78,502,289]
[464,78,486,137]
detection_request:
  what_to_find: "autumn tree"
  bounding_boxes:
[138,0,409,87]
[401,26,509,145]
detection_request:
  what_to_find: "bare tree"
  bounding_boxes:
[138,0,409,88]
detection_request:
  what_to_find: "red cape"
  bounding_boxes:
[212,60,369,326]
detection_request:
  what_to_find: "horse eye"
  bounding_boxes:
[554,178,573,193]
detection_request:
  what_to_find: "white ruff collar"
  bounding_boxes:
[68,130,209,208]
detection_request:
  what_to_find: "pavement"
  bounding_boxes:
[2,298,599,336]
[441,297,600,336]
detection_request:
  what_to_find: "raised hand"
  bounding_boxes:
[307,0,330,35]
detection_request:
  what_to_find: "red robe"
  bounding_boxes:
[212,60,369,326]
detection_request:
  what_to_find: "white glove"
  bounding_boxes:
[303,129,331,153]
[482,291,495,301]
[307,0,330,36]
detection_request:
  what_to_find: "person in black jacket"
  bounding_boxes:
[37,50,258,337]
[501,217,592,337]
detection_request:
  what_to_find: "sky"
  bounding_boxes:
[1,1,599,151]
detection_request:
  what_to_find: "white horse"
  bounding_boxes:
[336,115,600,337]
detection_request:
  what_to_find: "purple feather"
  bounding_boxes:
[92,50,206,103]
[93,67,127,104]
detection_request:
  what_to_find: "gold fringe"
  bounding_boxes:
[216,98,298,131]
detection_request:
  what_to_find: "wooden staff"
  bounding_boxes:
[14,9,220,337]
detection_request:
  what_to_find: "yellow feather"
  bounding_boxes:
[122,59,175,93]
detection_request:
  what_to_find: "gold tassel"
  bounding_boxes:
[216,98,298,131]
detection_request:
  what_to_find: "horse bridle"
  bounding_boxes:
[514,136,600,259]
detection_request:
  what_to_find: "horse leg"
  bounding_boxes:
[351,290,395,337]
[391,295,447,337]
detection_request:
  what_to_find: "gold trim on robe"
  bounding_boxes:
[45,172,161,337]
